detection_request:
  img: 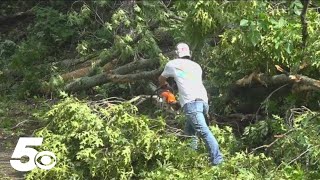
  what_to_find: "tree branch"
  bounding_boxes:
[251,129,295,153]
[61,59,118,82]
[300,0,310,48]
[109,68,162,83]
[57,53,99,68]
[236,72,320,92]
[64,68,162,92]
[111,58,156,74]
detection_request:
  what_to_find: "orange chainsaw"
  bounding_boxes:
[156,84,181,111]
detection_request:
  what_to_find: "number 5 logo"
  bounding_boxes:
[10,137,57,172]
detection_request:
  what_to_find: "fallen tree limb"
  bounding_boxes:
[61,59,118,82]
[110,68,162,82]
[65,68,162,92]
[57,53,99,68]
[274,145,319,173]
[236,72,320,92]
[251,128,295,153]
[11,120,37,130]
[111,58,157,74]
[61,66,92,82]
[64,53,159,92]
[61,57,154,82]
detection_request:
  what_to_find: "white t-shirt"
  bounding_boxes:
[161,58,208,107]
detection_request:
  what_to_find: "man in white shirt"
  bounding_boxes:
[158,43,223,165]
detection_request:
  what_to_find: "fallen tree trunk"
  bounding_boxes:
[64,68,162,92]
[61,66,92,82]
[110,69,162,82]
[224,71,320,115]
[64,57,160,92]
[57,53,99,68]
[111,58,157,74]
[236,72,320,92]
[62,57,155,82]
[61,59,118,82]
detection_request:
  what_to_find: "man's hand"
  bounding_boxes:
[158,75,168,87]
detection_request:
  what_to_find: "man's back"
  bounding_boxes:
[162,58,208,107]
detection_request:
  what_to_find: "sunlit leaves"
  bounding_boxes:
[67,4,91,26]
[290,0,303,15]
[76,41,89,55]
[205,0,320,95]
[240,19,249,27]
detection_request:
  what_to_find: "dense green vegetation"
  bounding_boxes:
[1,0,320,179]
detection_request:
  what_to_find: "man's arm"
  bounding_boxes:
[159,63,174,87]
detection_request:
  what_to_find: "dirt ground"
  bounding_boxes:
[0,137,25,180]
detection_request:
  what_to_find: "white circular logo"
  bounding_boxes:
[35,151,57,170]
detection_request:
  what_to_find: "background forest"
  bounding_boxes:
[0,0,320,179]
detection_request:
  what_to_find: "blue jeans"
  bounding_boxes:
[183,100,223,165]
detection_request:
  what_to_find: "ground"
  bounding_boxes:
[0,97,50,180]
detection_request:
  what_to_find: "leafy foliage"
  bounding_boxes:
[202,1,320,87]
[24,97,320,179]
[26,98,188,179]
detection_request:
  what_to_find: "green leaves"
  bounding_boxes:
[290,0,303,15]
[240,19,249,26]
[249,28,261,46]
[205,0,320,96]
[273,17,287,29]
[67,4,91,26]
[26,98,196,179]
[24,96,276,180]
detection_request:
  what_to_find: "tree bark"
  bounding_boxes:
[61,59,118,82]
[64,57,159,92]
[236,72,320,92]
[64,68,161,92]
[57,53,99,68]
[111,58,157,74]
[300,0,310,48]
[61,56,156,82]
